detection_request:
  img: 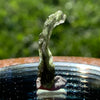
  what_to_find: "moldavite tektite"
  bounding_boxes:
[38,10,66,89]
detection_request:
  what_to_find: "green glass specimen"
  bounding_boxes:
[38,10,66,89]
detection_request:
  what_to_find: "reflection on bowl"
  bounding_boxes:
[0,62,100,100]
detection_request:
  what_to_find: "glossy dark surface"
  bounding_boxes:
[0,62,100,100]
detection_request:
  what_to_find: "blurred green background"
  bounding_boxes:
[0,0,100,59]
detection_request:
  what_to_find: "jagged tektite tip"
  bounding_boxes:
[38,10,66,89]
[44,10,66,28]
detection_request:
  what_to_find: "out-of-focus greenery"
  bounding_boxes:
[0,0,100,59]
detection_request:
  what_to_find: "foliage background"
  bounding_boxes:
[0,0,100,59]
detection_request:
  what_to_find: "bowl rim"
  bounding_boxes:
[0,56,100,68]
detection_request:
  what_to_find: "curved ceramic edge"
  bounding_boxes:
[0,57,100,68]
[0,62,100,71]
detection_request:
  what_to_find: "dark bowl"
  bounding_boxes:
[0,57,100,100]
